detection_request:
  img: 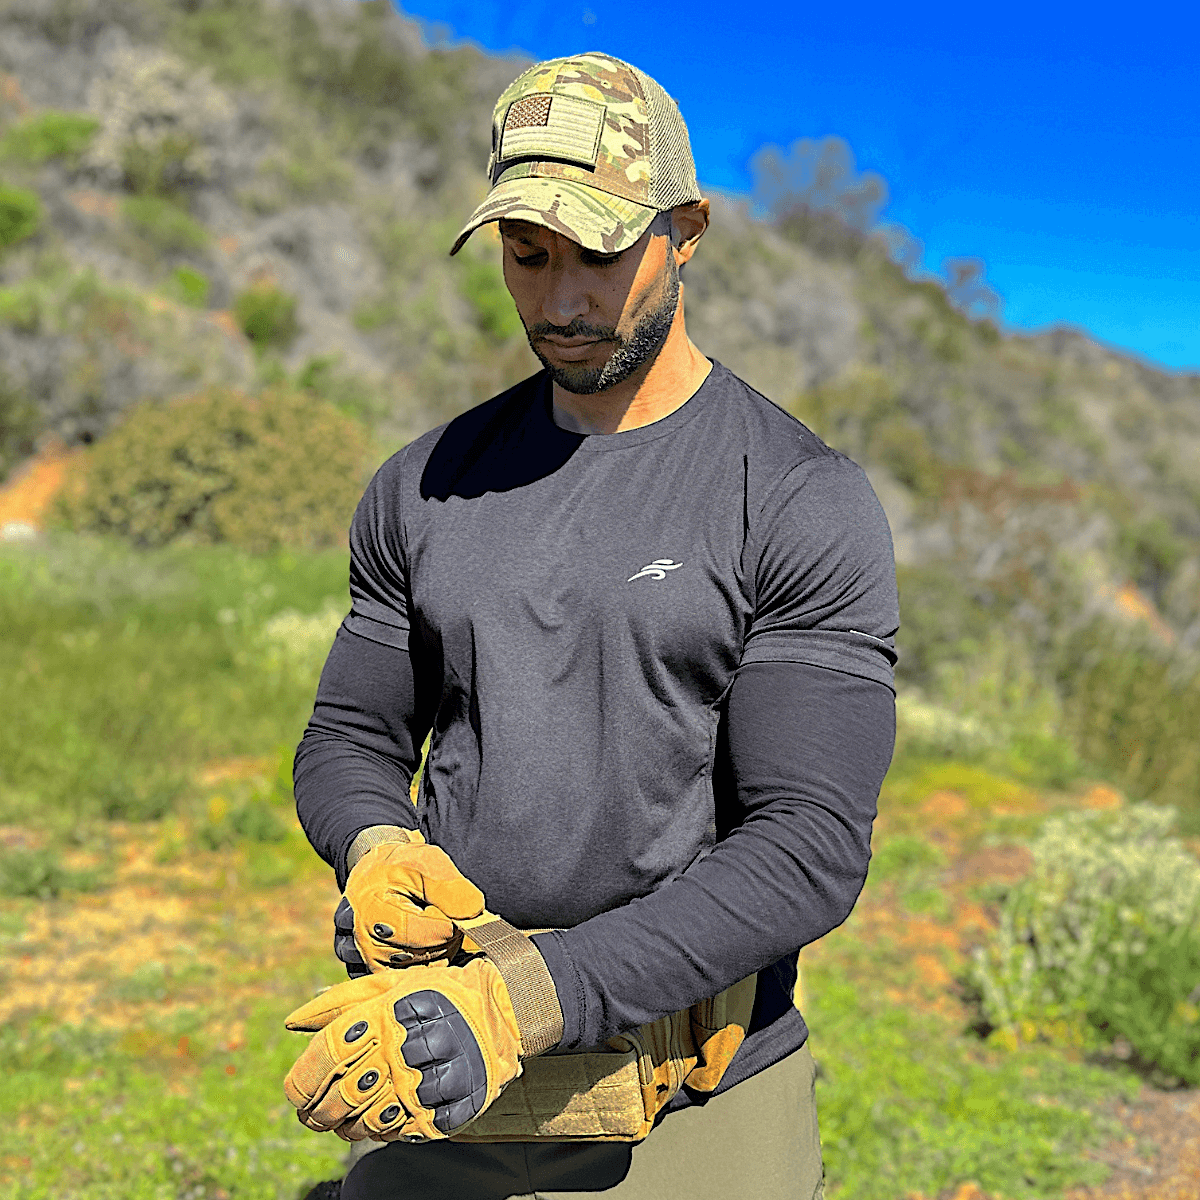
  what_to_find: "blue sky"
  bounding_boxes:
[394,0,1199,372]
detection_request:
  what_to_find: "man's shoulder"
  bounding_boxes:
[704,362,852,495]
[370,371,548,498]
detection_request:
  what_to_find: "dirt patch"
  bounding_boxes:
[0,441,82,530]
[0,824,339,1029]
[1067,1088,1200,1199]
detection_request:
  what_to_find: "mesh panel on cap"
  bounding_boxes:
[635,68,701,210]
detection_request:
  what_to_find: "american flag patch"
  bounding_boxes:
[499,93,606,168]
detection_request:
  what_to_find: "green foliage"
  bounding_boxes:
[869,834,946,881]
[868,833,951,917]
[0,847,105,899]
[0,282,42,333]
[1119,514,1187,594]
[0,535,348,827]
[122,131,199,198]
[234,280,299,349]
[809,967,1131,1199]
[121,194,208,253]
[0,111,99,164]
[970,804,1200,1084]
[195,794,287,850]
[0,373,41,483]
[167,264,211,308]
[460,257,524,341]
[295,354,385,422]
[0,184,43,251]
[60,387,367,552]
[1057,623,1200,824]
[793,369,948,501]
[0,1004,346,1197]
[894,617,1084,789]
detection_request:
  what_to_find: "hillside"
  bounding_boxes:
[1,0,1199,818]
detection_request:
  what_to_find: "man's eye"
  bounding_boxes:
[512,253,545,266]
[583,252,622,267]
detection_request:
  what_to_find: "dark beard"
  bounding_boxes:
[525,258,680,395]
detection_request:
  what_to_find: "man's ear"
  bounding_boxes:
[671,199,710,267]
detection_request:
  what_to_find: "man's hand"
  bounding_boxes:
[337,834,486,974]
[284,957,523,1141]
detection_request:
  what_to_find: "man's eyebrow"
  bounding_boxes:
[499,224,541,245]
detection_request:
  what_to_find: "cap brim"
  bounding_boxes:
[450,178,658,256]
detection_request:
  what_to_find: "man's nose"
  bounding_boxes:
[541,264,590,328]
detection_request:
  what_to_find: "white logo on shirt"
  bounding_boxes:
[627,559,683,582]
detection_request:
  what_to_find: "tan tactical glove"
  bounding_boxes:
[284,957,528,1141]
[337,829,485,972]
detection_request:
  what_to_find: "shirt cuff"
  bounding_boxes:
[530,930,586,1051]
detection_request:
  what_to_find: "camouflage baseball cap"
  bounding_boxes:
[450,52,701,256]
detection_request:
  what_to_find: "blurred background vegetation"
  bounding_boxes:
[1,0,1199,1196]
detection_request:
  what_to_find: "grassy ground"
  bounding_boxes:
[1,532,1192,1198]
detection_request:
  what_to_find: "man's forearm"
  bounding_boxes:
[532,662,895,1050]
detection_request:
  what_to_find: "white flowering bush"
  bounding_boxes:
[85,47,236,193]
[971,804,1200,1083]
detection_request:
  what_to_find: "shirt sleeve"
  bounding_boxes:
[741,453,899,690]
[294,448,432,885]
[294,627,431,887]
[342,449,413,650]
[532,659,895,1050]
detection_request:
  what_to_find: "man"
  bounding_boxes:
[289,52,898,1200]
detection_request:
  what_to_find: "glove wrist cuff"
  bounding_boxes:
[462,917,565,1057]
[346,824,415,873]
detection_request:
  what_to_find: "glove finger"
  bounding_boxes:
[285,973,396,1032]
[334,895,355,935]
[372,900,460,950]
[338,1090,416,1142]
[284,1027,375,1121]
[303,1047,392,1133]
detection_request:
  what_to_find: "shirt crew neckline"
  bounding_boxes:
[538,359,726,453]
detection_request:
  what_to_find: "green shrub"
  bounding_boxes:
[0,847,105,899]
[234,280,299,349]
[1118,515,1187,594]
[122,132,199,198]
[461,258,523,341]
[295,355,385,423]
[60,387,367,553]
[168,264,211,308]
[0,111,99,164]
[0,184,43,251]
[196,794,288,850]
[0,283,42,333]
[1057,623,1200,824]
[121,194,208,253]
[970,804,1200,1084]
[0,373,41,482]
[93,768,184,822]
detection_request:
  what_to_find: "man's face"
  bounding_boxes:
[499,218,680,395]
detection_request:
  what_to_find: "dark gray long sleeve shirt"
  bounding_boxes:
[295,362,899,1097]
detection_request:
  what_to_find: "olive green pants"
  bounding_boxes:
[340,1044,823,1200]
